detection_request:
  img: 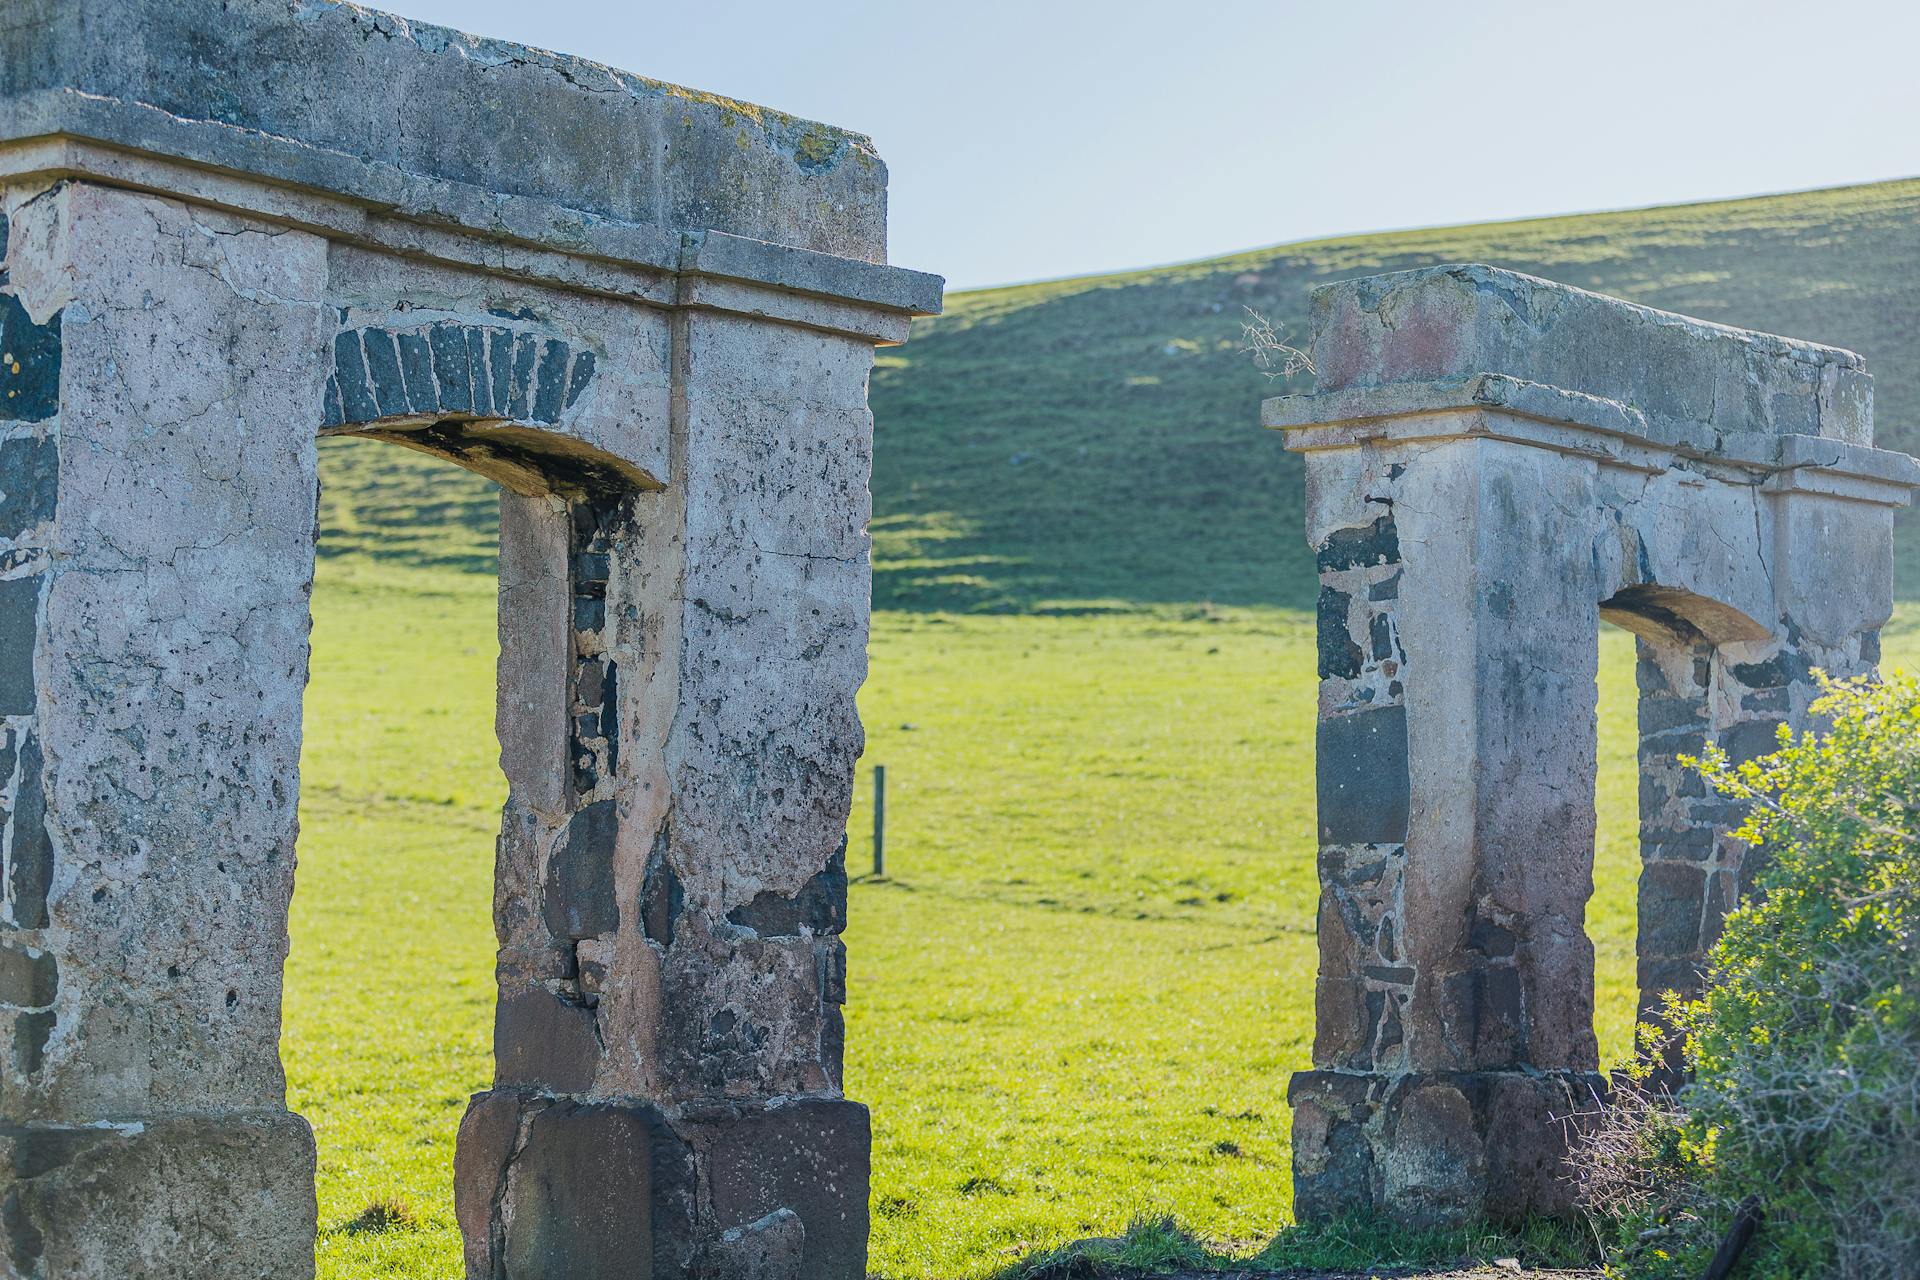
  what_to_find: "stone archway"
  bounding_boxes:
[1269,264,1918,1226]
[0,4,941,1278]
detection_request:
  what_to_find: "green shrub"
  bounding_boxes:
[1579,674,1920,1279]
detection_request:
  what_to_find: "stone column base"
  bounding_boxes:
[0,1111,318,1280]
[1288,1069,1605,1226]
[455,1090,869,1280]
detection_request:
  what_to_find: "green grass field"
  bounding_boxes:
[292,178,1920,1277]
[284,548,1920,1279]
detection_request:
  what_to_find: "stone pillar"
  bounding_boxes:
[1268,264,1918,1224]
[0,182,329,1276]
[456,309,879,1280]
[1287,424,1610,1227]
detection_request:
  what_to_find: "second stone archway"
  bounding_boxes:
[1268,264,1919,1225]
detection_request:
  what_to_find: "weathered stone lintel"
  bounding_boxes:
[1265,375,1920,507]
[1304,263,1869,441]
[2,0,890,260]
[0,136,941,344]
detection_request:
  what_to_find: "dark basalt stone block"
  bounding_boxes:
[1730,650,1811,690]
[1636,694,1708,735]
[493,988,599,1093]
[1720,717,1786,766]
[428,323,473,414]
[641,832,684,947]
[1316,514,1400,572]
[1859,629,1882,666]
[1637,861,1707,958]
[0,940,55,1007]
[331,328,378,423]
[456,1092,704,1280]
[6,730,50,928]
[0,294,61,424]
[1472,964,1525,1064]
[544,800,619,941]
[671,1098,871,1280]
[13,1008,52,1074]
[1292,1113,1376,1221]
[1369,612,1395,662]
[1317,585,1362,680]
[490,328,516,412]
[465,327,494,415]
[0,574,39,717]
[361,328,408,419]
[395,331,437,411]
[322,375,346,427]
[726,845,848,937]
[1316,706,1410,845]
[574,593,607,632]
[1637,953,1704,1005]
[452,1090,520,1279]
[0,435,57,538]
[567,351,597,410]
[502,1102,660,1280]
[533,338,571,422]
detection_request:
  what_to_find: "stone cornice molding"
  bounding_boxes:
[1265,373,1920,507]
[0,132,942,344]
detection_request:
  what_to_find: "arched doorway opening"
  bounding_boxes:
[284,429,505,1271]
[1599,585,1776,1079]
[1592,619,1641,1073]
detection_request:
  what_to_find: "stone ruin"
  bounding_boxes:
[1267,264,1919,1225]
[0,1,941,1277]
[2,4,1919,1279]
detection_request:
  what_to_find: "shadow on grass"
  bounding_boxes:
[991,1214,1600,1279]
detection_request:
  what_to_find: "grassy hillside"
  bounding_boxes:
[321,176,1920,606]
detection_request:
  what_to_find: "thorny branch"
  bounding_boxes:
[1238,307,1314,380]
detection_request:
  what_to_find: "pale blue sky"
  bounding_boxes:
[390,1,1920,290]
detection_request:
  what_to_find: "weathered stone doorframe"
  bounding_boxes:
[1269,264,1918,1226]
[0,5,942,1273]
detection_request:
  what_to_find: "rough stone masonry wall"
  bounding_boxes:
[1271,264,1918,1227]
[1291,432,1611,1228]
[454,303,878,1280]
[0,179,330,1279]
[0,1,942,1276]
[1624,617,1880,1071]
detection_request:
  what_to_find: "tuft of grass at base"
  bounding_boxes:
[343,1198,423,1237]
[999,1213,1594,1277]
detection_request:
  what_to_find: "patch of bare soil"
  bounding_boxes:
[1158,1271,1601,1279]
